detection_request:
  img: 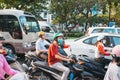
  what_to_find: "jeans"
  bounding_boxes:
[50,62,70,80]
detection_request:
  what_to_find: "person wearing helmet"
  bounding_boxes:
[94,35,110,67]
[35,31,49,61]
[0,41,19,79]
[104,45,120,80]
[48,33,73,80]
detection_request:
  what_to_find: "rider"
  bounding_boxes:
[48,33,72,80]
[0,49,19,80]
[35,31,49,61]
[104,45,120,80]
[94,35,110,67]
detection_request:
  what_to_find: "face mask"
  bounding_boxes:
[58,38,63,45]
[102,39,106,44]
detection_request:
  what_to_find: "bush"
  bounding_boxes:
[64,32,84,38]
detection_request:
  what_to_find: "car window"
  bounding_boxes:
[83,36,112,47]
[112,36,120,46]
[92,29,104,33]
[103,29,115,34]
[117,29,120,34]
[83,36,97,45]
[104,36,111,47]
[92,28,115,34]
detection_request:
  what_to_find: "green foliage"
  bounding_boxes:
[50,0,99,32]
[64,32,84,38]
[0,0,48,20]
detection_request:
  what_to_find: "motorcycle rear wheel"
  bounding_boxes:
[74,75,95,80]
[32,71,52,80]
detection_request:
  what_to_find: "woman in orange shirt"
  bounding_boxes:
[94,35,110,67]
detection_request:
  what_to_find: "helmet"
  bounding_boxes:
[53,33,63,40]
[38,31,45,36]
[97,35,104,41]
[112,45,120,57]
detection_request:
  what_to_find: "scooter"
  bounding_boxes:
[78,54,110,79]
[24,51,94,80]
[3,46,25,72]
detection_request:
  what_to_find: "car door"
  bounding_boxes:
[73,36,98,57]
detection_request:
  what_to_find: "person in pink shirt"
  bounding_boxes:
[0,40,18,79]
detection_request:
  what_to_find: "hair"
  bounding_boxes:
[112,55,120,66]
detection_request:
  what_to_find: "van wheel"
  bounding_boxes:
[5,45,15,54]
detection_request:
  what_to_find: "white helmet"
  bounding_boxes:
[112,45,120,57]
[97,35,104,41]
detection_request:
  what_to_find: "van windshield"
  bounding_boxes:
[20,16,40,32]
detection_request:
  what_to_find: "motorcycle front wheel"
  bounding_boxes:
[74,75,95,80]
[32,71,53,80]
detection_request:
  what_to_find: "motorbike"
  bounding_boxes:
[3,46,25,72]
[78,54,111,80]
[1,46,29,80]
[24,50,95,80]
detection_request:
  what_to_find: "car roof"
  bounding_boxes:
[75,33,120,42]
[89,33,120,37]
[88,27,115,29]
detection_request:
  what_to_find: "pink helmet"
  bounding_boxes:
[112,45,120,57]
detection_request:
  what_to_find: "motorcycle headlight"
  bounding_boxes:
[23,42,32,48]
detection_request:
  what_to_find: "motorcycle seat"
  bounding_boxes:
[78,55,103,67]
[85,57,103,67]
[33,61,62,74]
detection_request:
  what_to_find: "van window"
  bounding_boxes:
[20,16,39,32]
[41,26,51,32]
[0,15,22,39]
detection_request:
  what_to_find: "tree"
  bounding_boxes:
[0,0,48,20]
[50,0,102,32]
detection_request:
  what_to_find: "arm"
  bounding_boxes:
[36,49,48,53]
[2,54,18,76]
[36,41,48,54]
[98,45,110,56]
[55,53,69,62]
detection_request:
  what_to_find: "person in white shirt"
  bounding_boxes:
[36,31,49,61]
[104,45,120,80]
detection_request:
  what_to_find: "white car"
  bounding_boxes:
[86,27,120,35]
[71,33,120,59]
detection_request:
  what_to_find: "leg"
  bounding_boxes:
[50,62,70,80]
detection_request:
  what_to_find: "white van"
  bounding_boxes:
[38,21,56,42]
[0,9,40,54]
